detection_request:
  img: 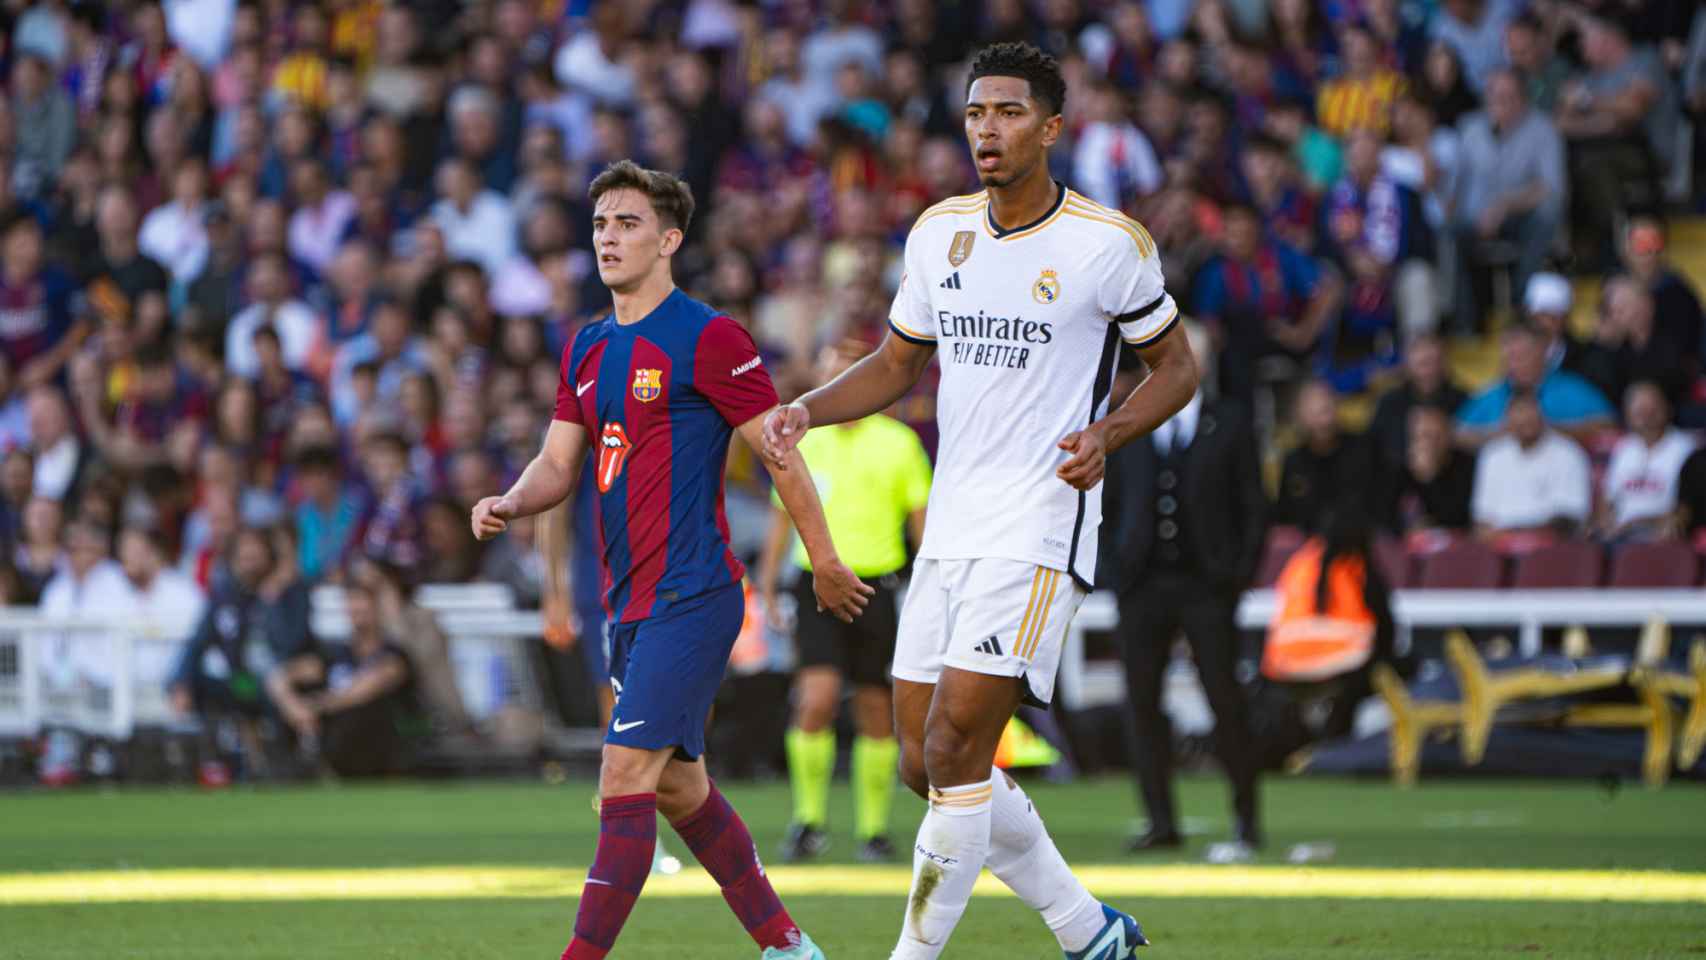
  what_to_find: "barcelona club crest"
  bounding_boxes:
[1032,268,1061,305]
[632,368,664,403]
[948,230,976,267]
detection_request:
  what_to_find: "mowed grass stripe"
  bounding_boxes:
[5,864,1704,905]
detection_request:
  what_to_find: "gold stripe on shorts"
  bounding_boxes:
[1013,567,1046,656]
[1020,569,1062,661]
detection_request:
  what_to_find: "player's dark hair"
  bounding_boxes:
[588,159,696,234]
[967,41,1067,116]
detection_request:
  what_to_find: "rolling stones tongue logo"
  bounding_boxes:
[597,422,631,492]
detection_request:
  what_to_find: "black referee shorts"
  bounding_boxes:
[790,573,900,688]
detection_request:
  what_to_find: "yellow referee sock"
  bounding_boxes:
[784,727,834,828]
[852,735,899,840]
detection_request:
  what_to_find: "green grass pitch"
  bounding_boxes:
[2,775,1703,958]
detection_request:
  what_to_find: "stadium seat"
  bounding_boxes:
[1608,542,1699,588]
[1373,535,1411,588]
[1509,542,1603,589]
[1414,540,1503,589]
[1255,526,1306,587]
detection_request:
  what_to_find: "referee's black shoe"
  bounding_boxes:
[780,823,831,862]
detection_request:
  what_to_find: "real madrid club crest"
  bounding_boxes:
[632,368,663,402]
[1032,268,1061,305]
[948,230,976,267]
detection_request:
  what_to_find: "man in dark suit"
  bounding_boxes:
[1100,324,1269,855]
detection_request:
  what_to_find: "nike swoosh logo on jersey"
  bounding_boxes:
[612,719,646,733]
[577,380,596,396]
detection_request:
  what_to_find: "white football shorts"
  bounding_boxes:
[891,557,1086,707]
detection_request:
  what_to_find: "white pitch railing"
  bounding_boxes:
[5,587,1704,740]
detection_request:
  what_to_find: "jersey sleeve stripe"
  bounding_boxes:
[889,318,937,344]
[1123,305,1180,348]
[1121,292,1169,322]
[910,199,989,233]
[1063,204,1155,258]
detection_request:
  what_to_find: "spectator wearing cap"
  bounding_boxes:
[1367,332,1468,469]
[1522,272,1589,376]
[9,51,76,200]
[429,157,515,277]
[1432,0,1520,93]
[224,252,320,379]
[1556,14,1680,268]
[1458,326,1613,443]
[291,444,365,583]
[1578,278,1692,413]
[1597,382,1696,542]
[1451,69,1564,332]
[1614,218,1705,359]
[1471,391,1591,538]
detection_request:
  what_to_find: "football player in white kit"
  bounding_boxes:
[762,41,1197,960]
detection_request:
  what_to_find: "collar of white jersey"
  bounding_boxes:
[984,180,1067,240]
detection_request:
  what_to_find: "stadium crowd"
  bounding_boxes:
[7,0,1706,778]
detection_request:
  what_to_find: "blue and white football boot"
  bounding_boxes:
[760,931,827,960]
[1064,903,1149,959]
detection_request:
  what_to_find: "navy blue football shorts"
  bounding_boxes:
[604,582,744,761]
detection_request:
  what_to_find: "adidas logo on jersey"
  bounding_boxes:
[974,636,1003,656]
[939,272,962,290]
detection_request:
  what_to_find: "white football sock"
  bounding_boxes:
[890,776,995,960]
[986,771,1106,953]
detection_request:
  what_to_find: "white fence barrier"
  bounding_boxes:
[5,587,1704,742]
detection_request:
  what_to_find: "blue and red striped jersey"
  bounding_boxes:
[554,290,779,623]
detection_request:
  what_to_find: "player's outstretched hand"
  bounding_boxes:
[471,495,516,540]
[812,558,876,623]
[761,402,811,468]
[1056,429,1108,490]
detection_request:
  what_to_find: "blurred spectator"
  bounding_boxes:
[1457,325,1612,442]
[10,51,76,199]
[1074,79,1161,209]
[1191,203,1337,401]
[115,523,205,624]
[1471,392,1591,537]
[1380,405,1477,535]
[1522,272,1588,376]
[1275,380,1376,532]
[1432,0,1519,92]
[137,157,210,284]
[26,385,85,501]
[1597,382,1696,542]
[1414,41,1479,128]
[0,447,33,544]
[1239,135,1315,250]
[0,214,83,390]
[357,427,422,572]
[89,185,169,313]
[224,253,319,378]
[1451,69,1564,332]
[285,159,355,273]
[39,515,124,620]
[328,296,427,424]
[1613,217,1705,360]
[14,494,63,598]
[291,445,364,583]
[266,574,417,778]
[1504,13,1568,111]
[1557,15,1677,268]
[1316,24,1406,138]
[1380,92,1459,245]
[1367,333,1468,467]
[429,156,515,276]
[1578,278,1691,412]
[419,495,480,583]
[1674,445,1706,545]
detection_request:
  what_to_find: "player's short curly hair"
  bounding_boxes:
[588,159,696,234]
[966,41,1066,117]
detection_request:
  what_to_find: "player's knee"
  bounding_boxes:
[791,695,836,733]
[921,721,977,786]
[598,747,662,798]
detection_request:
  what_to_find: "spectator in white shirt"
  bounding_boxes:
[224,253,322,378]
[1598,381,1697,541]
[286,159,356,273]
[115,524,208,696]
[1472,391,1592,535]
[1073,80,1162,210]
[38,518,132,693]
[430,156,516,277]
[137,157,211,285]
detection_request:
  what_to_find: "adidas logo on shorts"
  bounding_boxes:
[974,636,1003,656]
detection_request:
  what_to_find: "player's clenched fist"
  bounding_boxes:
[761,402,811,468]
[1056,428,1108,491]
[471,495,516,540]
[812,557,876,623]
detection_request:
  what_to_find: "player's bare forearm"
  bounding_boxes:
[756,505,794,602]
[766,448,840,567]
[1091,324,1199,453]
[800,332,935,427]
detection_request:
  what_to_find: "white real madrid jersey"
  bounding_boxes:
[888,185,1179,587]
